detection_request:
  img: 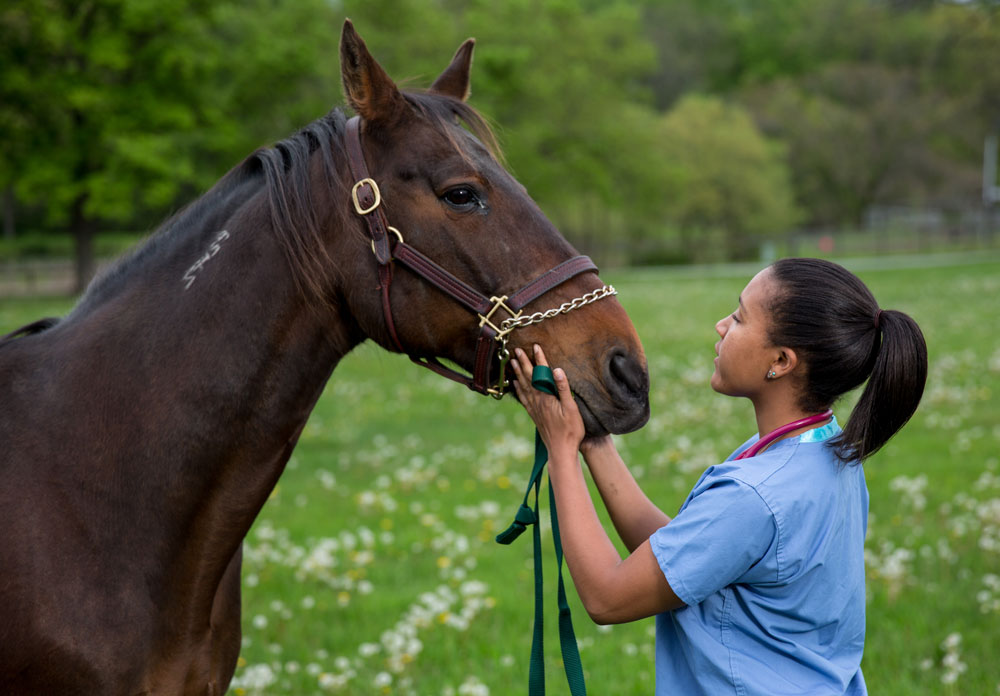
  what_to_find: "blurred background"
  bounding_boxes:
[2,0,999,295]
[3,4,1000,695]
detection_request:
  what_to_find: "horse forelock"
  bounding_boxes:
[402,91,505,167]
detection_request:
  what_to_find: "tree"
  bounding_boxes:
[0,0,340,292]
[344,0,674,258]
[655,94,799,261]
[742,63,962,226]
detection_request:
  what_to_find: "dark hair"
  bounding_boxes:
[767,258,927,463]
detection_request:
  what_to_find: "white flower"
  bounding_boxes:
[457,675,490,696]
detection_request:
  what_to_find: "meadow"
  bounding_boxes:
[2,256,998,695]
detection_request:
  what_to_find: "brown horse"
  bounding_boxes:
[0,21,649,695]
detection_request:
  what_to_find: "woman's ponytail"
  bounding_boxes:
[837,309,928,462]
[767,258,928,464]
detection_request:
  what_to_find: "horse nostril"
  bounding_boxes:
[608,351,648,399]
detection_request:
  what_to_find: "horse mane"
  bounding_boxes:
[68,94,502,314]
[0,317,61,346]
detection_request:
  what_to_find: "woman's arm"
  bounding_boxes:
[579,436,671,553]
[511,345,684,624]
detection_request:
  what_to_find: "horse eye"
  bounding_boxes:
[442,187,480,209]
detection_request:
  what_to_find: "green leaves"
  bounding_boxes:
[3,0,997,283]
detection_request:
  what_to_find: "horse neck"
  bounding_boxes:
[67,171,362,599]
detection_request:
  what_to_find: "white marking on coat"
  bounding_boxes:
[182,230,230,290]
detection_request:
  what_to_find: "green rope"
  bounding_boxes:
[496,364,586,696]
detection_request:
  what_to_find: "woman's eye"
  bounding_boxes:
[442,187,480,209]
[731,312,740,323]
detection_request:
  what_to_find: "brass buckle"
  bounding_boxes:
[487,341,512,400]
[370,226,403,256]
[352,178,381,215]
[478,295,522,339]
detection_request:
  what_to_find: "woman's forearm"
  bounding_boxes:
[547,449,683,623]
[580,437,671,552]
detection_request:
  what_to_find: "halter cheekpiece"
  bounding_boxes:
[344,116,617,398]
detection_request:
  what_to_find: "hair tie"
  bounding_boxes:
[874,309,884,330]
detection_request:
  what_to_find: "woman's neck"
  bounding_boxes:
[752,398,830,447]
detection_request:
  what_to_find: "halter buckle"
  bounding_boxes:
[370,226,404,257]
[478,296,522,339]
[487,341,512,400]
[352,177,381,215]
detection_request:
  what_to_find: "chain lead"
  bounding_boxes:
[499,285,617,334]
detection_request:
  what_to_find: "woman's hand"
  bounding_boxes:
[510,345,586,461]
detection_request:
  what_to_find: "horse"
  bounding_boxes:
[0,20,649,695]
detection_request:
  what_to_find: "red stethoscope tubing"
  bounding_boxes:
[735,409,834,460]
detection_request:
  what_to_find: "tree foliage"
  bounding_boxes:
[1,0,339,289]
[1,0,997,282]
[656,95,799,260]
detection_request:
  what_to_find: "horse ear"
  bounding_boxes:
[340,19,406,122]
[429,39,475,101]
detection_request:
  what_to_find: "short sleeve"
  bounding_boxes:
[649,477,777,606]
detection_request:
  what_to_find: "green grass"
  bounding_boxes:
[3,259,999,695]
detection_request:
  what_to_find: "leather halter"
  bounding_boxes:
[344,115,609,398]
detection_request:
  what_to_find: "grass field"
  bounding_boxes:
[2,257,998,695]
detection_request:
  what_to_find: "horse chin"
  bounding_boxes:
[574,396,610,438]
[573,380,651,438]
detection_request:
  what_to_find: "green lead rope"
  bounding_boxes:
[496,364,586,696]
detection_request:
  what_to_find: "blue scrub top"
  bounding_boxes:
[649,418,869,695]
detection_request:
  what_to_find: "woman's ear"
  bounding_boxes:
[769,347,799,379]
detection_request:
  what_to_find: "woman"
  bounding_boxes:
[511,257,927,696]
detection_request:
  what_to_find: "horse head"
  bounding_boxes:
[335,21,649,436]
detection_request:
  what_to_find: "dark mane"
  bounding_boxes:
[73,95,499,313]
[0,317,61,346]
[252,109,352,305]
[75,110,352,312]
[75,146,268,311]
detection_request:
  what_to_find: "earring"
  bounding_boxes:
[767,370,777,380]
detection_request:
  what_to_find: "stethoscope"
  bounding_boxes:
[735,410,834,460]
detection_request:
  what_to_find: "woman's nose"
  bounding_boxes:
[715,316,728,337]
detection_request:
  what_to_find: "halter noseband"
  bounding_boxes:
[344,115,616,399]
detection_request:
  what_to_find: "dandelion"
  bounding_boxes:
[457,675,490,696]
[938,632,967,685]
[231,663,277,692]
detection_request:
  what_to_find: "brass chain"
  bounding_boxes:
[499,285,618,333]
[488,284,618,399]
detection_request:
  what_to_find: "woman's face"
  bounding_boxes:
[711,268,780,399]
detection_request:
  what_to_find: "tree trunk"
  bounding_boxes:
[3,186,14,240]
[71,192,96,295]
